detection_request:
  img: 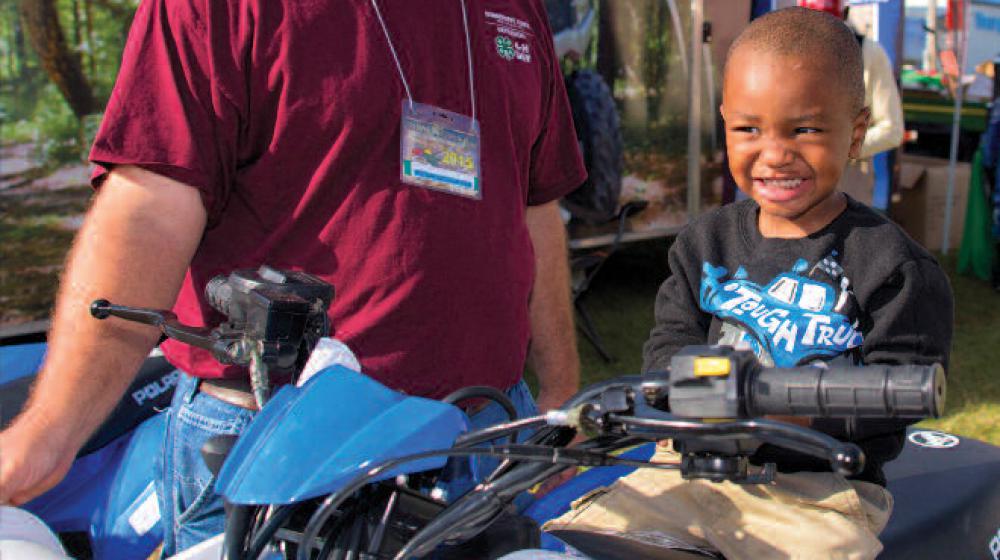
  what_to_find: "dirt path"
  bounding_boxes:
[0,144,93,327]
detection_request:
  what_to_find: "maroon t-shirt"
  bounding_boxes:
[90,0,586,398]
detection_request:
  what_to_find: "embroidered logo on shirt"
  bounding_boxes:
[699,254,863,368]
[495,36,516,60]
[485,10,533,63]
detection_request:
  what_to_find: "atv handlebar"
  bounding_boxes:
[748,363,946,419]
[388,359,946,558]
[525,350,946,481]
[662,347,945,421]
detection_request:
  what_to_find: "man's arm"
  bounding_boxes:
[0,166,207,505]
[525,201,579,413]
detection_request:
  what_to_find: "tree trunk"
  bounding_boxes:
[18,0,96,117]
[15,14,29,79]
[85,0,96,77]
[72,0,82,47]
[596,0,618,88]
[10,1,29,79]
[4,4,15,77]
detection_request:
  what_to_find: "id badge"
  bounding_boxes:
[400,101,481,199]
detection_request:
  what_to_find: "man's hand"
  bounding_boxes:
[524,201,580,497]
[0,166,206,505]
[534,388,575,416]
[0,411,77,505]
[534,378,584,499]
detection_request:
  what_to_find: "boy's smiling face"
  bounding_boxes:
[721,49,869,237]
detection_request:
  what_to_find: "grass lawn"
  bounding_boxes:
[557,241,1000,446]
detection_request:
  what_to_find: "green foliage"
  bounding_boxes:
[1,88,102,166]
[33,85,80,161]
[0,0,132,165]
[81,110,102,148]
[0,117,38,144]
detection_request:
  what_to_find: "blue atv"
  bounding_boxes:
[2,267,999,559]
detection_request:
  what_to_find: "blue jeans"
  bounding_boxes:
[157,371,539,555]
[157,373,255,555]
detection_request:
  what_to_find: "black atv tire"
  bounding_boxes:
[562,69,624,225]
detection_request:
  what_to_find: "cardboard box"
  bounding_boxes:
[891,154,970,251]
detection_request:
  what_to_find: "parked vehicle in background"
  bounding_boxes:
[546,0,624,225]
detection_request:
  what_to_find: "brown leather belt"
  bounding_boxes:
[198,378,260,410]
[463,399,491,416]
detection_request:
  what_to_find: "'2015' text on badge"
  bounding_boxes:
[400,101,481,199]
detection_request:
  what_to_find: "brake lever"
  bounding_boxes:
[609,407,865,477]
[90,299,249,364]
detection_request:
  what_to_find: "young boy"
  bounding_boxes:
[543,8,953,559]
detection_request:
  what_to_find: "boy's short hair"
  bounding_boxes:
[725,7,865,113]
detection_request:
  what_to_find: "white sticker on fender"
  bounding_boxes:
[128,483,161,536]
[907,430,960,449]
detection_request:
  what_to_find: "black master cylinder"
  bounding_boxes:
[667,345,758,419]
[667,346,773,471]
[203,266,334,374]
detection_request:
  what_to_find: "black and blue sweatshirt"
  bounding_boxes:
[643,196,954,484]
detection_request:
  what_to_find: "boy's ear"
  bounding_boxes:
[848,107,871,159]
[719,104,726,121]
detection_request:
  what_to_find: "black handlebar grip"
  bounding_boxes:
[747,363,946,419]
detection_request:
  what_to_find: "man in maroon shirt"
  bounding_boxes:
[0,0,586,553]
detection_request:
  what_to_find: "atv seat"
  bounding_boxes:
[549,530,721,560]
[879,430,1000,559]
[0,344,177,456]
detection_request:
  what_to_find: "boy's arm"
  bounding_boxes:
[830,256,953,450]
[861,257,953,369]
[642,234,711,372]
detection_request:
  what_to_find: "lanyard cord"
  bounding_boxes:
[369,0,477,123]
[458,0,476,123]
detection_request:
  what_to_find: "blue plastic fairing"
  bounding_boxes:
[216,366,470,505]
[24,428,129,533]
[25,412,166,560]
[0,342,46,384]
[93,412,166,559]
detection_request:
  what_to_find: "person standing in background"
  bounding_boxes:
[800,0,905,208]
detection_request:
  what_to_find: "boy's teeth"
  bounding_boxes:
[762,178,803,189]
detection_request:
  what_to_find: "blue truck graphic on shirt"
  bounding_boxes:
[699,258,862,368]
